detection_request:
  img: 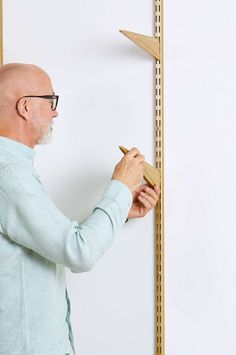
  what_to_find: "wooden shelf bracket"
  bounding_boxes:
[119,29,160,61]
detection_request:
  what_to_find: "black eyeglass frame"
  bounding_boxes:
[18,95,59,111]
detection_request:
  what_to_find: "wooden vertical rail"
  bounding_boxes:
[0,0,3,65]
[155,0,164,354]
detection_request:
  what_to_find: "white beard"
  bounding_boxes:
[38,124,53,145]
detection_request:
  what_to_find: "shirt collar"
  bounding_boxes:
[0,136,35,162]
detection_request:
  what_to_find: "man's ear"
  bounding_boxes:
[16,97,30,120]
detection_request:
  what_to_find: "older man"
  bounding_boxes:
[0,63,160,355]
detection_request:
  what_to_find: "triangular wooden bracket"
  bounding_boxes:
[119,30,160,61]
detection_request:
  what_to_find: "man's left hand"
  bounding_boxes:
[127,184,161,219]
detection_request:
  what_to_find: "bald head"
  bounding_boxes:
[0,63,51,104]
[0,63,57,147]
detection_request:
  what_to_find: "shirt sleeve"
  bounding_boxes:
[0,167,133,273]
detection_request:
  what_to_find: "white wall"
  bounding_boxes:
[3,0,236,354]
[164,0,236,354]
[3,1,156,354]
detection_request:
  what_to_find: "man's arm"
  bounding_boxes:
[0,168,132,273]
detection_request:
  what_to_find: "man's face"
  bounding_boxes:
[29,76,58,145]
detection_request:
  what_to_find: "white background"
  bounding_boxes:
[3,0,236,354]
[164,1,236,354]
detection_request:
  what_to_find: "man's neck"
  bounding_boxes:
[0,130,35,148]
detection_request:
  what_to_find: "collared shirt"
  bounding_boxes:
[0,136,132,355]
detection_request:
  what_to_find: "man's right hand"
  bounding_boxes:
[111,147,145,192]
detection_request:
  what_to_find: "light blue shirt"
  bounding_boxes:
[0,136,132,355]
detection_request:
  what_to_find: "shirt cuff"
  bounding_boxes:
[93,179,133,225]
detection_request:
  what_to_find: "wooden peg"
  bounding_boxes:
[119,30,160,60]
[119,146,161,188]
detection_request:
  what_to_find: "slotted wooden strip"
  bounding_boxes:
[155,1,165,354]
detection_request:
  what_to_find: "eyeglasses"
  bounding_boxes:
[19,95,59,111]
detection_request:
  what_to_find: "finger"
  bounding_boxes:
[132,184,148,199]
[126,147,140,159]
[154,185,161,194]
[143,186,160,200]
[135,154,145,163]
[134,183,149,193]
[139,191,156,206]
[138,194,153,209]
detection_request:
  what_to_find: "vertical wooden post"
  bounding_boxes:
[155,0,164,354]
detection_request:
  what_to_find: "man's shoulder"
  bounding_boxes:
[0,159,44,196]
[0,159,18,178]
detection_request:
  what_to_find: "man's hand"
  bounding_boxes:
[111,147,144,192]
[127,184,161,219]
